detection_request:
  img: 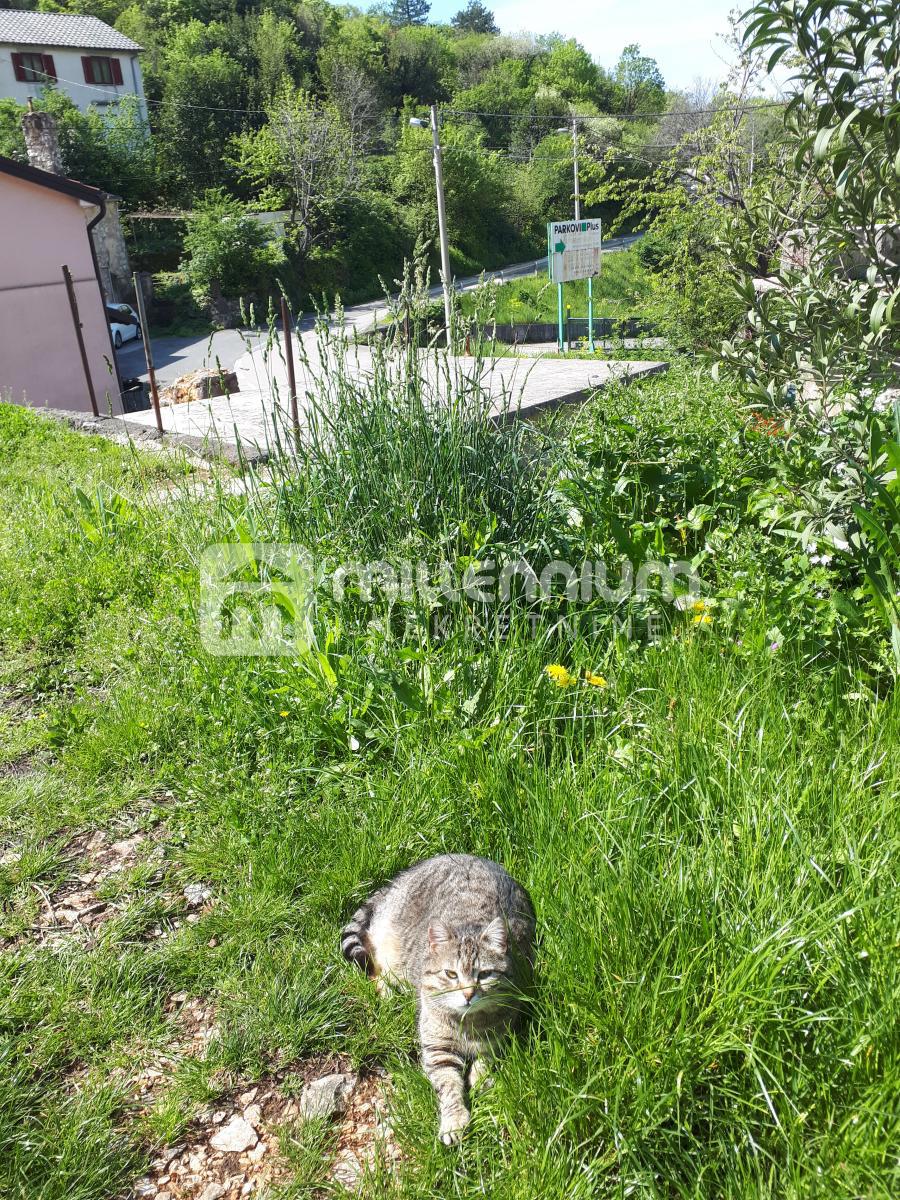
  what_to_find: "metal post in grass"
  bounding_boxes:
[62,264,100,418]
[131,271,163,433]
[280,295,299,440]
[588,274,594,353]
[557,118,595,352]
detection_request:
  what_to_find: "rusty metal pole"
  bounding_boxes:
[132,271,163,433]
[62,264,100,417]
[280,295,299,439]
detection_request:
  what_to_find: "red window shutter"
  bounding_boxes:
[110,58,123,85]
[12,52,26,82]
[41,54,57,81]
[82,55,93,83]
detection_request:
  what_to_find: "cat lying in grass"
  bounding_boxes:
[342,854,535,1144]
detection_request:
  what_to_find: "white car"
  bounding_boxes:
[106,303,142,349]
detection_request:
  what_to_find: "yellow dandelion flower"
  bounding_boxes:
[692,613,712,627]
[584,671,608,688]
[545,664,577,687]
[279,710,290,717]
[692,598,709,612]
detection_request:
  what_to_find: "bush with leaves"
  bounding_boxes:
[180,190,284,307]
[0,90,156,206]
[589,22,782,353]
[717,0,900,669]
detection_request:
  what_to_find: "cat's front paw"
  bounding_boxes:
[469,1057,494,1092]
[439,1105,470,1145]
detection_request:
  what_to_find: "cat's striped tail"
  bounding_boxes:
[340,900,374,973]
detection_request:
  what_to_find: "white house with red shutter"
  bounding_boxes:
[0,10,145,118]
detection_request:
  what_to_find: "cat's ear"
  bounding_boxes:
[481,917,507,953]
[428,921,453,950]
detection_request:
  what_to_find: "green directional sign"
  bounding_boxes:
[547,218,602,284]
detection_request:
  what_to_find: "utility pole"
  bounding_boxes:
[557,117,594,351]
[571,118,581,221]
[411,106,453,348]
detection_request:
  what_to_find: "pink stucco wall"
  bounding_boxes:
[0,172,119,413]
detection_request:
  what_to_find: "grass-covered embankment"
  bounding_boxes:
[0,359,897,1199]
[458,247,651,326]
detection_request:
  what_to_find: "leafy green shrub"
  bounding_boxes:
[0,91,157,207]
[181,190,285,305]
[718,0,900,670]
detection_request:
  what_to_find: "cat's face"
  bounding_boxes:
[422,918,511,1012]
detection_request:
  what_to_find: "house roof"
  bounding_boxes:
[0,11,141,53]
[0,154,106,207]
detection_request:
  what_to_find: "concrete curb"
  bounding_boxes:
[34,407,271,466]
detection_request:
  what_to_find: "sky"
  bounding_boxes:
[429,0,747,93]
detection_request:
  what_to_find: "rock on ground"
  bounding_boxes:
[209,1116,258,1154]
[161,369,239,405]
[299,1072,357,1122]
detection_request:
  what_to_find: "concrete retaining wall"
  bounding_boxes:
[484,317,657,344]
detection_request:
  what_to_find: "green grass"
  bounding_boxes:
[0,352,897,1199]
[458,247,652,326]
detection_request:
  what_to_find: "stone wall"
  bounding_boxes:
[91,196,133,303]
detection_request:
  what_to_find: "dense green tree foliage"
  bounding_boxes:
[2,0,690,302]
[719,0,900,663]
[181,187,284,301]
[451,2,497,36]
[612,43,666,114]
[388,0,430,29]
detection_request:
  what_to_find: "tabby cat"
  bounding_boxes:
[341,854,535,1144]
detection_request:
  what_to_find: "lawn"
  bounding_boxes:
[458,247,652,326]
[0,356,897,1199]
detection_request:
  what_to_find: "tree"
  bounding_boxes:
[452,58,531,147]
[318,13,390,111]
[181,189,284,304]
[231,87,364,258]
[388,0,430,28]
[612,43,665,114]
[451,1,498,35]
[250,9,302,106]
[394,118,523,267]
[325,59,382,149]
[538,39,601,106]
[386,25,457,106]
[155,22,247,201]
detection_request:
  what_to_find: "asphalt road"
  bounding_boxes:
[115,328,269,388]
[116,233,643,387]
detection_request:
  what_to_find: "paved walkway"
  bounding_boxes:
[120,236,660,452]
[116,234,643,388]
[121,337,666,453]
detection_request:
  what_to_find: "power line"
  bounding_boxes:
[20,63,787,122]
[16,67,267,113]
[445,100,787,122]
